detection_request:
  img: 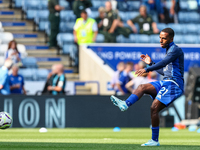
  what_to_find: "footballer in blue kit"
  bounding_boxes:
[110,28,184,146]
[9,65,26,94]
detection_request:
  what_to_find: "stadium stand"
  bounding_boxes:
[1,0,200,94]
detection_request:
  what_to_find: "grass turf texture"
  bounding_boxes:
[0,128,200,150]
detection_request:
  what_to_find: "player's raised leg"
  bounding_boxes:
[141,99,166,146]
[110,83,157,111]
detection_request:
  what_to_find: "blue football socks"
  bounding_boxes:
[152,126,159,142]
[125,94,139,107]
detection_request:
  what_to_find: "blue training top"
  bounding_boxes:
[9,74,24,94]
[145,42,184,90]
[0,66,10,95]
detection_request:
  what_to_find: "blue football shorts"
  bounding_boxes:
[149,80,183,107]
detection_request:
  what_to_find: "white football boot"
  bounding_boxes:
[141,139,160,146]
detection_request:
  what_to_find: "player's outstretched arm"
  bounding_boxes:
[145,51,178,72]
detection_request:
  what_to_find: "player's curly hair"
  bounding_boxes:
[161,28,174,38]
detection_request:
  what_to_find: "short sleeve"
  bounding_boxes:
[57,75,65,88]
[131,16,139,23]
[92,22,98,32]
[113,12,118,20]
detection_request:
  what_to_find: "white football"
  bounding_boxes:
[0,112,12,129]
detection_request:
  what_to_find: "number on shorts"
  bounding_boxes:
[159,87,168,96]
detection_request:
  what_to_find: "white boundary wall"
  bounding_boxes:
[79,46,115,95]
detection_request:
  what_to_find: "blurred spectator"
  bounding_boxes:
[47,64,66,95]
[127,5,159,35]
[5,40,22,65]
[66,0,75,9]
[126,73,148,93]
[95,7,106,33]
[148,71,157,82]
[161,0,174,24]
[125,61,148,93]
[101,1,132,42]
[73,10,98,45]
[170,0,180,23]
[48,0,64,48]
[42,64,57,94]
[0,59,13,95]
[101,1,119,42]
[141,0,164,23]
[110,62,125,94]
[198,0,200,12]
[9,65,26,94]
[116,62,134,95]
[73,0,92,18]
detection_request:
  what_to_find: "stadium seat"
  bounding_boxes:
[62,33,74,44]
[0,32,14,44]
[36,69,49,81]
[22,57,38,68]
[59,22,74,33]
[69,45,78,65]
[126,12,139,21]
[26,10,38,19]
[178,12,189,23]
[167,23,185,34]
[156,23,167,31]
[183,35,199,44]
[129,34,137,43]
[119,11,127,22]
[88,11,99,19]
[23,1,40,12]
[173,35,183,44]
[17,44,27,58]
[15,0,23,8]
[0,22,4,32]
[91,0,104,10]
[117,1,128,11]
[136,34,150,43]
[18,69,33,81]
[34,10,49,25]
[63,44,77,56]
[60,10,76,22]
[127,1,140,11]
[59,0,70,10]
[57,33,74,47]
[188,12,200,23]
[41,0,48,9]
[179,1,188,11]
[45,22,50,36]
[185,24,199,35]
[116,35,131,43]
[39,21,49,31]
[96,34,104,43]
[150,34,160,43]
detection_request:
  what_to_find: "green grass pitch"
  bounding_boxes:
[0,128,200,150]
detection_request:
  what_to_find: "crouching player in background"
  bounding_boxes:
[110,28,184,146]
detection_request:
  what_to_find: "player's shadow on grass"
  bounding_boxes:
[0,142,199,150]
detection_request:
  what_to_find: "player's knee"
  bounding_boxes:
[150,105,159,115]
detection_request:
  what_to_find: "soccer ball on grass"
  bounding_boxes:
[0,112,12,129]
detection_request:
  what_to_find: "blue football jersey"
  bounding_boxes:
[145,42,184,90]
